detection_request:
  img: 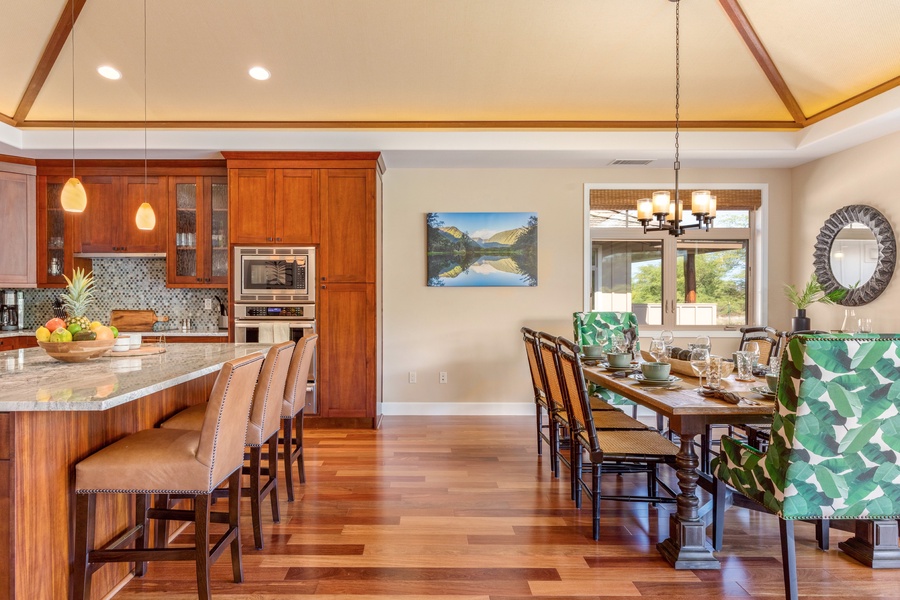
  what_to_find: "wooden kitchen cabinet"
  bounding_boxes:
[318,283,376,419]
[229,168,318,244]
[224,152,383,427]
[0,164,36,287]
[319,169,376,283]
[167,176,229,287]
[78,175,168,254]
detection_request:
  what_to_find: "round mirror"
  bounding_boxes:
[828,223,877,288]
[814,205,896,306]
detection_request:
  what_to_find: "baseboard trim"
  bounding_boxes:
[380,402,661,417]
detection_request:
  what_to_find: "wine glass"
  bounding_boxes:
[659,330,675,346]
[690,347,710,389]
[648,338,667,363]
[694,335,711,350]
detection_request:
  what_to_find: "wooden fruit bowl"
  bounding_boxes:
[38,339,116,363]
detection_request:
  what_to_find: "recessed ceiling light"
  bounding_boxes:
[97,65,122,80]
[249,66,271,81]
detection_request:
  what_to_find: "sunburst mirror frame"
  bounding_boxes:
[813,204,896,306]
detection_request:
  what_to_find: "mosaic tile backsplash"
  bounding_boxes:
[19,258,225,331]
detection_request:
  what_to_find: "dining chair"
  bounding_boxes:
[712,334,900,600]
[556,336,678,539]
[573,311,640,416]
[701,324,784,471]
[522,327,551,456]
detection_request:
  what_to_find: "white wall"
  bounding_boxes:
[791,130,900,333]
[382,166,793,414]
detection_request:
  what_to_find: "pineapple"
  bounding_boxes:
[62,267,95,331]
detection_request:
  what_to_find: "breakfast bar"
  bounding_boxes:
[0,343,267,599]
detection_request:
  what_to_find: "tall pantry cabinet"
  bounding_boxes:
[224,153,383,428]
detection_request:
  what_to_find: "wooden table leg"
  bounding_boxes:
[657,432,721,569]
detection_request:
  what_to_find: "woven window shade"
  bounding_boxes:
[590,189,761,211]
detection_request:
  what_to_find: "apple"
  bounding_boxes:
[46,317,66,332]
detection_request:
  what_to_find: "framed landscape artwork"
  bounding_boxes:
[426,212,537,287]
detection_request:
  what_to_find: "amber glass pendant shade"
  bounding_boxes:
[135,202,156,230]
[61,178,87,212]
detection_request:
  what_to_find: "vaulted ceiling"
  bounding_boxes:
[2,0,900,166]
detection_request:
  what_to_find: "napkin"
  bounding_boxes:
[697,387,743,404]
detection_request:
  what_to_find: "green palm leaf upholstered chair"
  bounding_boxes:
[574,311,658,425]
[712,334,900,600]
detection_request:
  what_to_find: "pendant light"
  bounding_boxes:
[61,0,87,213]
[636,0,714,237]
[135,0,156,230]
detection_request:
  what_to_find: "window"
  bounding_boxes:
[588,188,761,329]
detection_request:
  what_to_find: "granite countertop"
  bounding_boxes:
[0,329,228,339]
[0,343,269,412]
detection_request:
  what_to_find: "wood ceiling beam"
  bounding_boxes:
[805,74,900,126]
[718,0,807,126]
[18,119,802,130]
[0,112,16,126]
[12,0,88,125]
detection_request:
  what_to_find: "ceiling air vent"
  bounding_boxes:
[609,159,654,166]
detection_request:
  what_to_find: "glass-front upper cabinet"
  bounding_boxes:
[167,176,228,288]
[36,177,73,287]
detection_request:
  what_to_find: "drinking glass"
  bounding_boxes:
[857,318,873,334]
[768,355,781,376]
[744,341,760,368]
[607,331,627,354]
[735,350,754,381]
[707,355,723,389]
[690,347,710,388]
[648,338,667,363]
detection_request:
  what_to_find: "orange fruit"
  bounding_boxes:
[93,326,115,341]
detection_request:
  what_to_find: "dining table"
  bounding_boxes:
[583,363,774,570]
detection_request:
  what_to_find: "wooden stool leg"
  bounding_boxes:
[249,446,264,549]
[282,417,295,502]
[194,493,212,600]
[73,493,96,600]
[268,434,281,523]
[153,493,171,549]
[296,408,306,484]
[228,469,244,583]
[135,493,149,577]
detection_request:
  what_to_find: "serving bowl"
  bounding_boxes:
[38,339,116,363]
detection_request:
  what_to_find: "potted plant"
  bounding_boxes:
[783,274,847,332]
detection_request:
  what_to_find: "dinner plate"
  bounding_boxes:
[630,374,681,386]
[751,385,777,399]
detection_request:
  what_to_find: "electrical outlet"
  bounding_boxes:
[204,299,213,310]
[408,371,417,384]
[439,371,448,384]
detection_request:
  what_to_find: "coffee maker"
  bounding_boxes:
[1,290,18,331]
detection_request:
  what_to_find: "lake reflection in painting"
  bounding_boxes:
[426,212,537,287]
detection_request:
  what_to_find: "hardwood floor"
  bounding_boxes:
[116,416,900,599]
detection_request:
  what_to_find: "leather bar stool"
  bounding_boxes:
[159,340,295,549]
[281,334,317,501]
[73,352,264,600]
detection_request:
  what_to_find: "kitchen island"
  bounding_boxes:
[0,343,268,599]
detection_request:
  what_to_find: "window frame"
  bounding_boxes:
[583,183,767,333]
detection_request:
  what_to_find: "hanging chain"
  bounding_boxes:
[144,0,148,202]
[71,0,76,178]
[673,0,681,234]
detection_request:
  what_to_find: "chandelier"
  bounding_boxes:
[636,0,715,237]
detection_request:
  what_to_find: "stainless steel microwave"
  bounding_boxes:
[234,247,315,302]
